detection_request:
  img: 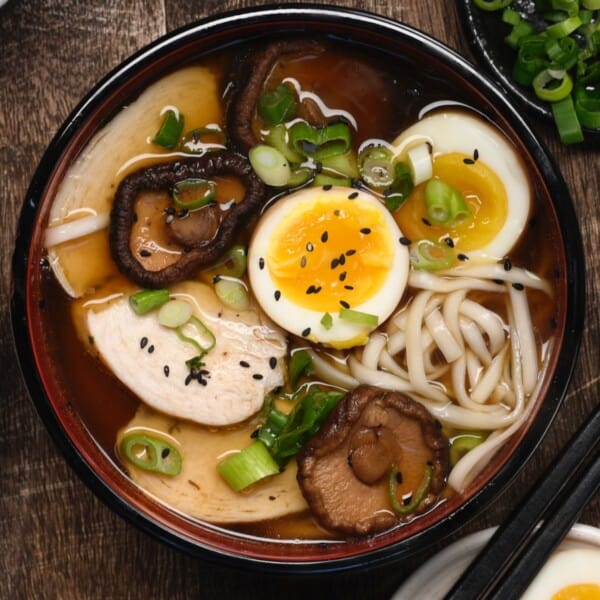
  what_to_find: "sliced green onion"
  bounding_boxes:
[179,127,226,153]
[288,167,313,187]
[388,463,433,515]
[212,244,247,278]
[582,0,600,8]
[289,121,352,160]
[474,0,512,9]
[574,82,600,128]
[257,387,344,466]
[258,83,297,125]
[172,178,216,210]
[248,144,291,187]
[533,68,574,101]
[505,18,535,50]
[217,440,280,492]
[513,36,550,85]
[410,239,456,271]
[176,315,216,355]
[289,349,313,389]
[407,143,432,186]
[312,173,352,188]
[264,124,304,163]
[129,288,170,315]
[121,433,182,476]
[214,277,249,311]
[319,149,360,179]
[158,299,193,328]
[153,109,184,149]
[320,312,333,330]
[551,94,585,143]
[385,162,414,212]
[358,145,395,189]
[546,15,582,38]
[424,179,471,225]
[546,36,579,70]
[450,432,486,466]
[338,308,379,327]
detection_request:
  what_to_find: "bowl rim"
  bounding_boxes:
[10,3,586,573]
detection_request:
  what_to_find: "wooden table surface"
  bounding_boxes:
[1,1,598,598]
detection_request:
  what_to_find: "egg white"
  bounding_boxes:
[248,187,409,349]
[521,548,600,599]
[392,110,531,261]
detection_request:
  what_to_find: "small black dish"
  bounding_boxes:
[457,0,600,148]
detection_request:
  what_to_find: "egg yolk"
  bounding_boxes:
[552,583,600,600]
[394,152,508,251]
[266,193,395,312]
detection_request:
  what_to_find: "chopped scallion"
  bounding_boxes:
[217,440,280,492]
[153,109,184,149]
[338,308,379,327]
[410,239,456,271]
[214,277,249,311]
[176,315,216,356]
[289,349,313,389]
[424,179,471,225]
[129,288,170,315]
[320,312,334,330]
[248,144,291,187]
[258,84,297,125]
[388,463,433,515]
[121,432,182,476]
[172,178,216,210]
[158,299,193,328]
[450,431,486,466]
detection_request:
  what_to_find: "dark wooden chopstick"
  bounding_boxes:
[444,402,600,600]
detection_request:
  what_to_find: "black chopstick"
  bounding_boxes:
[444,402,600,600]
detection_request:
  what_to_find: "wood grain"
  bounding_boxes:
[1,1,597,598]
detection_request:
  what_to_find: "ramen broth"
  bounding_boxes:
[38,38,559,541]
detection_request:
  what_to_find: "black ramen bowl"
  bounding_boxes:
[11,4,584,573]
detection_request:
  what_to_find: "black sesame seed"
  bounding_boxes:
[259,257,265,270]
[503,258,513,271]
[253,373,264,380]
[512,282,525,291]
[444,237,454,248]
[300,256,307,268]
[322,184,332,191]
[339,271,347,281]
[463,158,475,165]
[321,231,329,243]
[334,209,341,216]
[140,337,148,349]
[269,357,277,369]
[473,148,479,161]
[274,290,281,301]
[493,279,504,285]
[161,448,170,459]
[199,378,208,386]
[344,285,354,290]
[395,471,403,484]
[399,237,412,246]
[402,495,412,506]
[148,344,155,354]
[165,206,176,215]
[212,274,222,283]
[306,285,321,294]
[330,258,340,269]
[250,429,259,438]
[240,360,250,368]
[139,249,151,257]
[185,374,193,386]
[458,253,469,261]
[360,227,371,234]
[306,242,314,252]
[163,365,170,377]
[178,208,189,218]
[346,249,356,256]
[315,161,323,173]
[348,191,359,200]
[301,327,311,337]
[339,253,346,265]
[422,218,432,226]
[340,300,350,309]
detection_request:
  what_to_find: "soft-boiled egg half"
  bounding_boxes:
[521,548,600,599]
[392,110,531,261]
[248,186,409,349]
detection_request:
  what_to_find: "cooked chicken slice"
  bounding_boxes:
[86,281,287,426]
